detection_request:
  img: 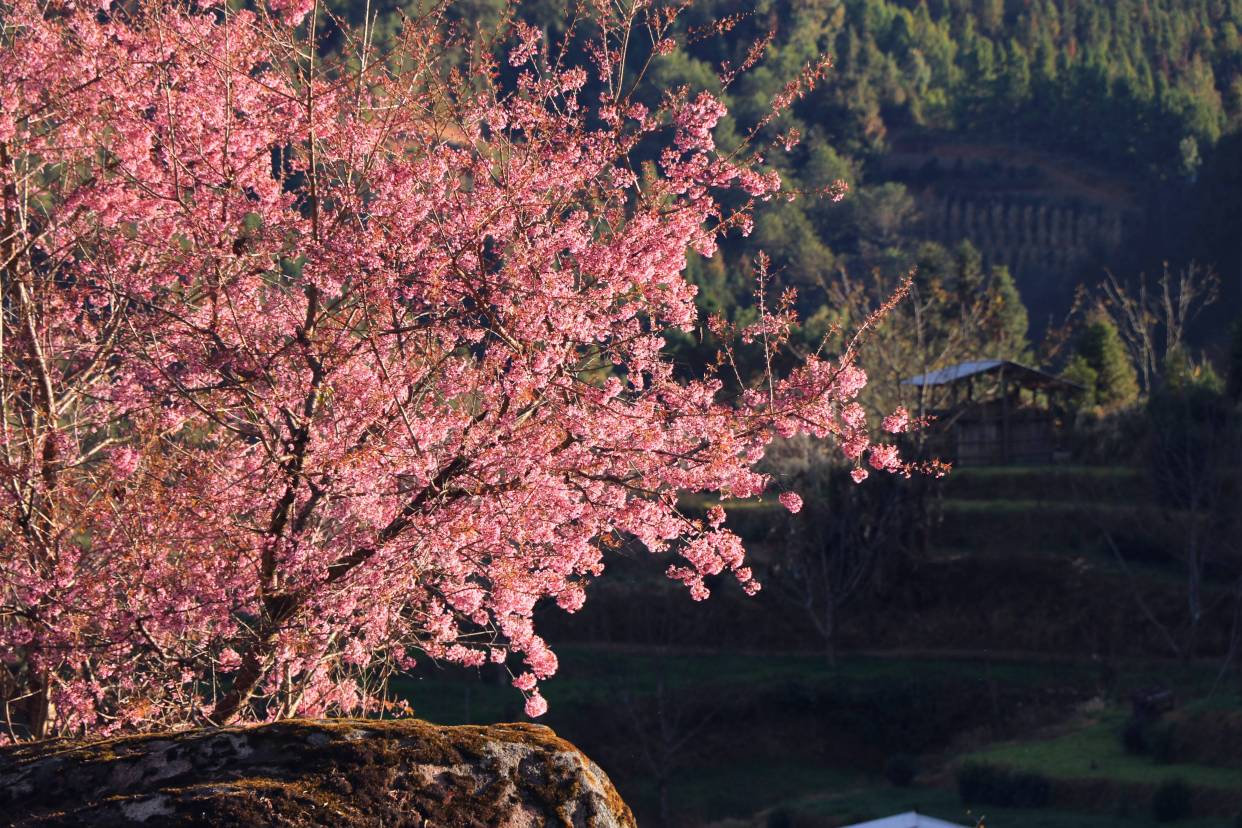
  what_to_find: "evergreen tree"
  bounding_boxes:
[1061,354,1100,408]
[1075,314,1141,408]
[989,265,1030,357]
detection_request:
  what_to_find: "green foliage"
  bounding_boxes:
[987,265,1029,356]
[845,183,919,254]
[1151,778,1193,822]
[752,203,837,291]
[718,0,1242,177]
[1074,315,1140,409]
[1162,346,1225,394]
[1061,354,1099,408]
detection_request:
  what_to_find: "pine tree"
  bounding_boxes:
[1076,314,1140,408]
[1061,354,1100,408]
[989,265,1030,357]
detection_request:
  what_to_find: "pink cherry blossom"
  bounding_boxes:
[869,443,901,472]
[509,21,543,67]
[524,691,549,719]
[882,407,911,433]
[108,448,142,480]
[218,649,243,673]
[269,0,315,26]
[0,0,907,738]
[779,492,803,514]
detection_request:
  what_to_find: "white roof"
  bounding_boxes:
[901,359,1080,390]
[902,360,1004,387]
[839,812,971,828]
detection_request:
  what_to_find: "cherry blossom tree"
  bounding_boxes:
[0,0,909,739]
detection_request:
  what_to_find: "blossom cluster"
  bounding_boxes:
[0,0,907,737]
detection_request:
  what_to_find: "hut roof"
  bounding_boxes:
[839,812,970,828]
[902,359,1081,390]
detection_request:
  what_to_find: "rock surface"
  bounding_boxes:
[0,718,636,827]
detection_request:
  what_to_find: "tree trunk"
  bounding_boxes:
[24,670,52,739]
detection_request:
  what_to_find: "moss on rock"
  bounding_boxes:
[0,719,636,827]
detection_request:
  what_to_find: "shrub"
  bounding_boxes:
[884,753,917,787]
[1151,778,1192,823]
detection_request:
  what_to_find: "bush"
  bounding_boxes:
[1151,778,1192,822]
[956,762,1051,808]
[884,753,917,787]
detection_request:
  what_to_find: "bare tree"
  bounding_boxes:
[596,587,730,828]
[1145,379,1239,662]
[823,267,1003,426]
[1090,379,1241,665]
[1100,263,1219,393]
[767,437,912,664]
[617,665,722,828]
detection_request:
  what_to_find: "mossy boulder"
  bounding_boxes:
[0,718,636,827]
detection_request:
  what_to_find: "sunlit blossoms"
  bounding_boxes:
[0,0,909,738]
[882,407,911,433]
[779,492,804,514]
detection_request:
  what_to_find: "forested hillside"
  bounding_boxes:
[323,0,1242,362]
[661,0,1242,345]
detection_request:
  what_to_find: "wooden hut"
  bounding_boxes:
[902,359,1080,466]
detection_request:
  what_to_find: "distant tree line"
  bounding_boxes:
[316,0,1242,363]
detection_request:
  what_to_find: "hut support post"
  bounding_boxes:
[1000,366,1010,465]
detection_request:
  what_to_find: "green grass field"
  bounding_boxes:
[963,709,1242,791]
